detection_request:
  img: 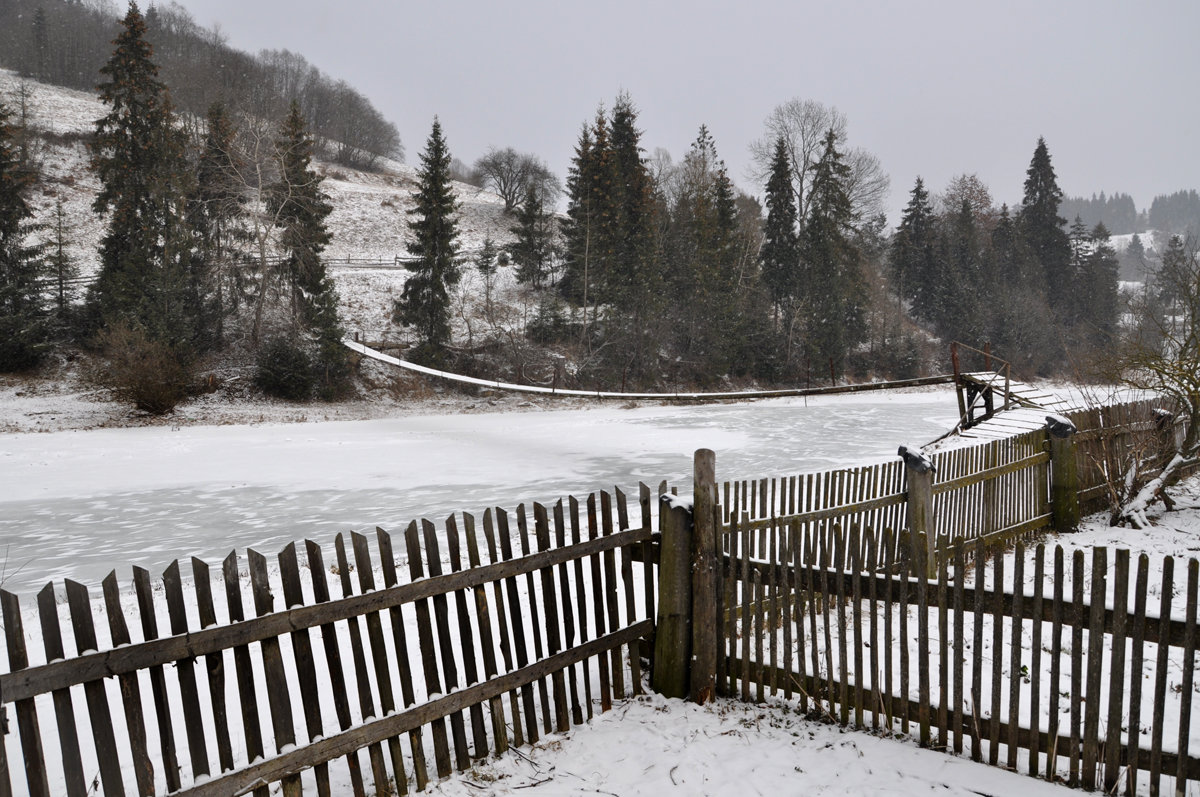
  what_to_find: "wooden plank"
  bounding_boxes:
[741,515,752,703]
[820,525,836,720]
[1028,545,1044,777]
[37,584,87,797]
[419,520,472,771]
[1175,558,1198,796]
[851,525,865,729]
[305,540,368,797]
[464,513,510,754]
[915,533,930,747]
[1126,554,1150,796]
[163,561,211,781]
[483,508,526,744]
[782,521,795,702]
[277,543,332,797]
[753,561,765,703]
[600,493,626,701]
[190,559,234,775]
[219,555,266,797]
[246,550,301,797]
[515,506,554,733]
[444,515,490,757]
[1046,546,1065,782]
[402,521,453,778]
[64,580,125,796]
[1,590,50,797]
[952,542,965,755]
[533,504,570,732]
[1006,544,1024,769]
[551,502,585,726]
[336,532,391,792]
[1104,549,1130,793]
[969,537,984,763]
[1069,550,1085,787]
[497,508,541,741]
[769,524,779,698]
[1082,548,1107,790]
[587,495,613,714]
[865,526,879,730]
[897,532,909,737]
[936,541,948,749]
[374,528,422,793]
[101,574,156,796]
[567,498,592,723]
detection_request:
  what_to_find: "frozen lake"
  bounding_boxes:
[0,390,959,597]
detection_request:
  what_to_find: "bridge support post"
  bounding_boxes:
[1046,415,1080,532]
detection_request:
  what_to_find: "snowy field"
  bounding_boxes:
[0,389,959,598]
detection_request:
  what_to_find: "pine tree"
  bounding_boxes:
[510,182,556,289]
[890,177,937,321]
[266,101,347,396]
[45,199,78,320]
[799,130,866,378]
[1079,222,1120,348]
[760,137,799,316]
[0,101,48,371]
[1018,137,1070,309]
[394,117,461,355]
[88,2,199,351]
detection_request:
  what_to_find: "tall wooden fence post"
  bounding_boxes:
[691,449,719,705]
[652,493,693,699]
[899,445,937,578]
[1046,415,1080,532]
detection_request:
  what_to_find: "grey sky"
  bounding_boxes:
[174,0,1198,224]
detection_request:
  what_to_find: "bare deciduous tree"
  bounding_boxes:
[472,146,561,212]
[748,98,888,221]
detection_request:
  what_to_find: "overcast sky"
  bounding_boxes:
[172,0,1198,224]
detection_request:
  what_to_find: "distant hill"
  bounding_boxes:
[1061,189,1200,239]
[0,0,401,170]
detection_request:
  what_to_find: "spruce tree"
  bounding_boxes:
[799,129,865,379]
[88,1,199,351]
[890,177,938,321]
[1018,137,1070,309]
[1079,222,1120,348]
[760,136,799,316]
[394,117,461,356]
[0,101,48,371]
[510,182,556,289]
[266,101,347,396]
[45,199,78,321]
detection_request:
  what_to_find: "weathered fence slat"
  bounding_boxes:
[445,514,491,758]
[372,527,420,793]
[403,521,454,778]
[278,543,333,797]
[190,558,234,775]
[1069,550,1085,787]
[1177,559,1198,795]
[1006,544,1024,769]
[1104,549,1130,792]
[2,590,50,797]
[497,508,539,743]
[305,540,368,797]
[552,501,585,726]
[567,497,593,723]
[220,555,266,797]
[515,507,554,735]
[1126,553,1150,796]
[420,519,472,771]
[483,508,527,744]
[463,513,510,755]
[163,562,210,782]
[1027,545,1044,777]
[533,504,570,732]
[586,495,613,714]
[36,585,86,797]
[65,580,124,796]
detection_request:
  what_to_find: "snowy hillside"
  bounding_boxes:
[0,69,521,340]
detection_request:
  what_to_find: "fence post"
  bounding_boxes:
[652,493,693,699]
[899,445,936,578]
[691,449,719,705]
[1046,415,1080,532]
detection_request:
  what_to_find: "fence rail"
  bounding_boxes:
[0,488,655,796]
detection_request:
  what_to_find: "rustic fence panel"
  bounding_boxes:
[720,521,1200,796]
[0,490,653,796]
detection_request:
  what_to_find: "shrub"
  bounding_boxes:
[255,337,315,401]
[98,324,192,414]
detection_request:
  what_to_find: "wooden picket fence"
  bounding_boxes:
[720,521,1200,796]
[0,489,655,796]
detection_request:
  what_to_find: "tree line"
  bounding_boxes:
[0,0,401,169]
[0,3,352,409]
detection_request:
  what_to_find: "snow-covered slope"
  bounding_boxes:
[0,69,519,338]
